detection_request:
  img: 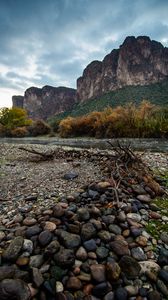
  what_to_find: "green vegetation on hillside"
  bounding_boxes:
[49,79,168,126]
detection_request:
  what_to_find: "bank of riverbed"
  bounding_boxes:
[0,143,168,300]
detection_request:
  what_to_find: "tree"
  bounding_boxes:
[0,107,32,130]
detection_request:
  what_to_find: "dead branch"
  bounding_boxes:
[18,146,55,161]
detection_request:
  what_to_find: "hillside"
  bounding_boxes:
[48,78,168,124]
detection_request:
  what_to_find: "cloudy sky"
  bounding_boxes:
[0,0,168,107]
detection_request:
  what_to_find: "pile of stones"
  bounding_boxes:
[0,178,168,300]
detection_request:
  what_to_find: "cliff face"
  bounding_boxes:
[13,86,77,120]
[12,95,24,108]
[77,36,168,102]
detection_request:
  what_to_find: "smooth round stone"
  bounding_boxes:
[77,208,90,221]
[0,231,5,241]
[88,189,99,200]
[58,230,81,248]
[2,236,24,262]
[136,236,148,247]
[81,223,97,241]
[76,247,88,261]
[92,282,110,298]
[119,256,141,279]
[131,227,142,237]
[96,246,109,259]
[0,279,31,300]
[98,230,112,242]
[115,287,128,300]
[160,232,168,244]
[45,240,60,255]
[83,239,97,251]
[131,247,147,261]
[88,252,97,259]
[16,257,29,266]
[132,185,146,195]
[23,217,37,226]
[26,225,41,238]
[137,195,151,203]
[158,269,168,284]
[122,229,130,237]
[56,281,64,293]
[42,209,53,215]
[106,261,121,281]
[38,230,53,246]
[109,240,130,256]
[117,211,126,222]
[96,181,111,190]
[90,264,106,282]
[23,239,33,254]
[66,277,82,290]
[139,261,160,275]
[44,221,56,232]
[53,204,65,217]
[109,225,122,235]
[127,213,141,222]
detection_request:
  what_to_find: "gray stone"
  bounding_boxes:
[110,240,130,256]
[32,268,44,287]
[131,247,147,261]
[25,225,41,238]
[76,246,87,261]
[77,208,90,221]
[54,248,75,267]
[23,239,33,254]
[58,230,81,248]
[160,232,168,244]
[81,222,97,241]
[109,224,122,235]
[0,279,31,300]
[83,239,97,251]
[38,230,53,246]
[29,255,44,268]
[2,236,24,262]
[119,255,141,279]
[96,246,109,259]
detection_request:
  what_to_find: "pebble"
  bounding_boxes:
[0,146,167,300]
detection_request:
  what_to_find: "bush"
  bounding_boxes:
[28,119,51,136]
[0,123,6,137]
[10,127,29,137]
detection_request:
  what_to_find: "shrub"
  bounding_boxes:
[28,119,51,136]
[10,127,29,137]
[0,123,6,137]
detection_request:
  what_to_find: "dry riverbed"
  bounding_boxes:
[0,143,168,300]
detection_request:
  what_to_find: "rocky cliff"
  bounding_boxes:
[77,36,168,101]
[13,86,77,120]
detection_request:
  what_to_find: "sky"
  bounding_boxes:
[0,0,168,108]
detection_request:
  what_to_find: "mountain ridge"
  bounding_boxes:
[12,35,168,119]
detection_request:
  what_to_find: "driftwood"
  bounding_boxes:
[106,141,164,206]
[18,146,55,161]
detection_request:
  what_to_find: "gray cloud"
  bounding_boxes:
[0,0,168,107]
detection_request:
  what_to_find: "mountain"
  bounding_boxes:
[12,36,168,119]
[49,78,168,124]
[77,36,168,102]
[13,86,77,120]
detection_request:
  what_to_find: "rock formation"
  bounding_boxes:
[13,36,168,118]
[13,86,77,120]
[77,36,168,101]
[12,96,24,108]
